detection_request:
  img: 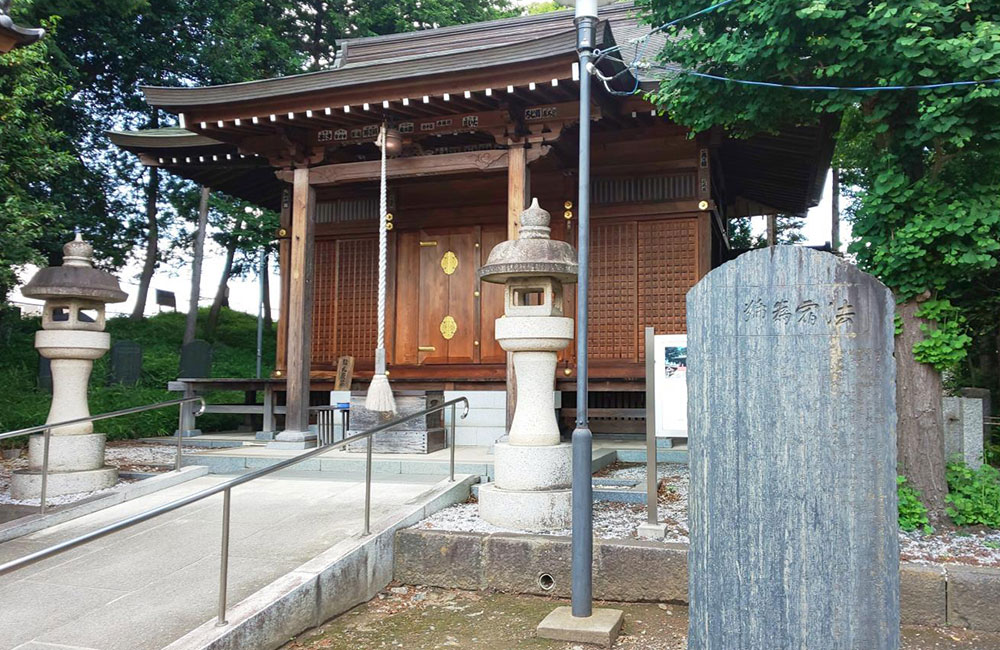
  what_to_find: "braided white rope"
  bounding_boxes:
[376,123,388,360]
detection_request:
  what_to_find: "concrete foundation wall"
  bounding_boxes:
[394,528,1000,633]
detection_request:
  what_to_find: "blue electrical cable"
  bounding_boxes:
[652,65,1000,92]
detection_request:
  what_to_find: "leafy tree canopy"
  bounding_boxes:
[639,0,1000,370]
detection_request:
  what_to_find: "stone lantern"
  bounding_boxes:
[11,235,127,499]
[477,199,578,531]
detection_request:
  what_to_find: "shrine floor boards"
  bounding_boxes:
[0,472,452,650]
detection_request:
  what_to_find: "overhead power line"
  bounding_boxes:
[594,0,1000,95]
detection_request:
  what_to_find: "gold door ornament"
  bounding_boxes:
[440,315,457,340]
[441,250,458,275]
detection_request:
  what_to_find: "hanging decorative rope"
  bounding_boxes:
[365,122,396,414]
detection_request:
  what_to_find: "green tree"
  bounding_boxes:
[0,28,74,299]
[728,215,806,250]
[18,0,302,318]
[639,0,1000,521]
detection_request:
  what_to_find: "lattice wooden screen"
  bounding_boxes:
[312,236,378,364]
[637,218,698,350]
[588,217,699,362]
[589,221,638,360]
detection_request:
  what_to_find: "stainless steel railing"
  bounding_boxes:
[0,396,469,627]
[0,397,207,513]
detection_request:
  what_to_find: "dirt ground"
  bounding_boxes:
[283,585,1000,650]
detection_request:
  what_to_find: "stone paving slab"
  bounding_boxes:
[0,472,451,650]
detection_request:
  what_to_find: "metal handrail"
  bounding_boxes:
[0,396,470,628]
[0,397,207,513]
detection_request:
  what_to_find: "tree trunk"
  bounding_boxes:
[262,249,273,331]
[183,186,210,344]
[895,299,948,524]
[130,112,160,320]
[831,167,840,251]
[206,234,237,338]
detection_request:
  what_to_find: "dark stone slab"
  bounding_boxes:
[346,390,446,454]
[900,564,945,626]
[178,339,212,378]
[37,355,51,393]
[946,565,1000,632]
[686,246,899,649]
[394,529,485,591]
[109,340,142,386]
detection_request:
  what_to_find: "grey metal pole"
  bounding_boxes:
[256,246,264,379]
[217,487,231,626]
[644,327,657,525]
[363,437,373,536]
[39,428,50,515]
[449,403,456,483]
[571,12,597,619]
[176,405,184,471]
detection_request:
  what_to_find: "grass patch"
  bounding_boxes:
[0,307,274,443]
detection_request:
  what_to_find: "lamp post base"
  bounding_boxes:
[537,606,624,648]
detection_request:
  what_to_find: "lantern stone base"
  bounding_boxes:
[26,432,106,471]
[11,465,118,499]
[493,441,571,490]
[478,484,572,531]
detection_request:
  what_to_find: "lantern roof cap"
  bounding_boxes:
[478,199,578,285]
[21,235,128,303]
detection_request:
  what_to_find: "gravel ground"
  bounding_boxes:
[417,462,1000,567]
[282,584,1000,650]
[0,441,190,507]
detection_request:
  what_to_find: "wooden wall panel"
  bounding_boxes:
[333,237,378,361]
[589,221,638,361]
[479,225,507,363]
[638,217,699,346]
[393,231,420,365]
[312,239,338,364]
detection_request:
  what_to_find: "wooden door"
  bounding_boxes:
[416,226,480,364]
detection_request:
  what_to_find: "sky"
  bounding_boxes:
[11,169,850,320]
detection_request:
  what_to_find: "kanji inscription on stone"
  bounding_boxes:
[686,246,899,650]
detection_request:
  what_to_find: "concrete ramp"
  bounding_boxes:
[0,471,474,650]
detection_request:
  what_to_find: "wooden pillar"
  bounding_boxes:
[766,214,777,247]
[506,142,529,429]
[273,168,316,445]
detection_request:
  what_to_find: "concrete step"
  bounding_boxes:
[180,446,620,480]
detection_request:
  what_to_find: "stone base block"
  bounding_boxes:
[345,428,446,454]
[536,606,624,648]
[176,428,203,438]
[493,442,571,491]
[27,432,105,472]
[637,522,668,540]
[255,430,277,441]
[268,430,317,450]
[11,465,118,499]
[267,440,317,450]
[478,483,571,532]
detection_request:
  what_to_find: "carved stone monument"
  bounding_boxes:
[477,199,578,531]
[12,235,128,498]
[109,340,142,386]
[179,339,212,378]
[687,246,899,649]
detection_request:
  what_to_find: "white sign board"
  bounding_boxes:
[654,334,688,438]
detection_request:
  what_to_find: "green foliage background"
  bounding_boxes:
[639,0,1000,375]
[0,308,274,444]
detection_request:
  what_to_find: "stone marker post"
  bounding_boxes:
[687,246,899,650]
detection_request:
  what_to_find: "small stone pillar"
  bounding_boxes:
[12,236,127,499]
[477,199,578,531]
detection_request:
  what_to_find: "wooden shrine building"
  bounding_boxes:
[111,3,833,440]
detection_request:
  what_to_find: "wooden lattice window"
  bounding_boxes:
[637,218,698,350]
[589,221,638,361]
[312,237,378,364]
